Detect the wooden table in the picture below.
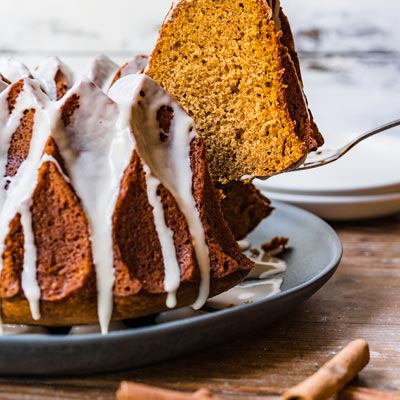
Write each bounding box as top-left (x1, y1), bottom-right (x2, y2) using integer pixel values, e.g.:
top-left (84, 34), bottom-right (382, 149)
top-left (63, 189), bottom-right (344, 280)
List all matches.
top-left (0, 214), bottom-right (398, 399)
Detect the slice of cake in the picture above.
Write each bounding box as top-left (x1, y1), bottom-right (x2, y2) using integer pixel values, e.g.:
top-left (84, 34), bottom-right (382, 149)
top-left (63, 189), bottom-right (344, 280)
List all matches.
top-left (147, 0), bottom-right (323, 182)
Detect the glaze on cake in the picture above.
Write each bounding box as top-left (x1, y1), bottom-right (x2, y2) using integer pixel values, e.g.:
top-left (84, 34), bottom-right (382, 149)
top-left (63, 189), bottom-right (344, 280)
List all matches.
top-left (0, 58), bottom-right (253, 333)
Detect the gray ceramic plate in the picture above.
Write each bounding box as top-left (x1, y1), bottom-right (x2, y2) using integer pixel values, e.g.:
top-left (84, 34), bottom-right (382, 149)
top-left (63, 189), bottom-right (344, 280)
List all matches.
top-left (0, 201), bottom-right (342, 375)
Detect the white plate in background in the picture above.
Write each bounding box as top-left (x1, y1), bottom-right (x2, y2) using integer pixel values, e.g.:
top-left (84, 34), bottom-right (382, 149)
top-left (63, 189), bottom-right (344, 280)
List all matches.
top-left (261, 191), bottom-right (400, 221)
top-left (255, 134), bottom-right (400, 196)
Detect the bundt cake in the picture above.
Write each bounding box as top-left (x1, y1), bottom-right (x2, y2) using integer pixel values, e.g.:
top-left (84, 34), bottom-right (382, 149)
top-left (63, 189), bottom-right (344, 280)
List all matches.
top-left (146, 0), bottom-right (324, 182)
top-left (0, 59), bottom-right (253, 333)
top-left (0, 0), bottom-right (323, 333)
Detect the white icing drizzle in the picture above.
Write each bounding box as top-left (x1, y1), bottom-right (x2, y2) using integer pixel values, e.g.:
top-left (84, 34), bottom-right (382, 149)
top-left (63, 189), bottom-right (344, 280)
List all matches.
top-left (0, 79), bottom-right (55, 321)
top-left (245, 244), bottom-right (288, 278)
top-left (207, 278), bottom-right (283, 309)
top-left (69, 321), bottom-right (126, 335)
top-left (238, 239), bottom-right (251, 251)
top-left (20, 199), bottom-right (40, 320)
top-left (33, 57), bottom-right (73, 101)
top-left (109, 74), bottom-right (182, 309)
top-left (127, 74), bottom-right (211, 310)
top-left (86, 55), bottom-right (119, 92)
top-left (39, 154), bottom-right (70, 183)
top-left (19, 155), bottom-right (70, 321)
top-left (143, 164), bottom-right (180, 308)
top-left (0, 57), bottom-right (31, 82)
top-left (114, 56), bottom-right (149, 84)
top-left (246, 256), bottom-right (287, 278)
top-left (54, 79), bottom-right (135, 334)
top-left (208, 241), bottom-right (287, 310)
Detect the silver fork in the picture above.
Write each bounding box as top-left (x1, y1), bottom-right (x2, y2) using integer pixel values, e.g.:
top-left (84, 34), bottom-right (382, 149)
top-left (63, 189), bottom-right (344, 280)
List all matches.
top-left (296, 118), bottom-right (400, 171)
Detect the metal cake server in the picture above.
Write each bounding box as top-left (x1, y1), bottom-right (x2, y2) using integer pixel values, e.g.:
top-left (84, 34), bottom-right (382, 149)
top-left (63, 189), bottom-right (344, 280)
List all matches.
top-left (296, 118), bottom-right (400, 171)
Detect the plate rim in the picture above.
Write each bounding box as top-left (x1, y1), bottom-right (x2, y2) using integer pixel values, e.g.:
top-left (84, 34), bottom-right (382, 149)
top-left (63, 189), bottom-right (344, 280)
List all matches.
top-left (255, 181), bottom-right (400, 197)
top-left (261, 191), bottom-right (400, 204)
top-left (263, 191), bottom-right (400, 221)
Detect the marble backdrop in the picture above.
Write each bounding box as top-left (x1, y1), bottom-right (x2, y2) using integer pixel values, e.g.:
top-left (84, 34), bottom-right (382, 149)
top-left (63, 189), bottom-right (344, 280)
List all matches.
top-left (1, 0), bottom-right (399, 144)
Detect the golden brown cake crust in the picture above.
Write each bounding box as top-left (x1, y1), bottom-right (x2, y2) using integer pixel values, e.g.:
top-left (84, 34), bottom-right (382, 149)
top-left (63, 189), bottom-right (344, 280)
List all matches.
top-left (278, 8), bottom-right (324, 147)
top-left (279, 44), bottom-right (316, 150)
top-left (0, 137), bottom-right (252, 325)
top-left (1, 270), bottom-right (249, 326)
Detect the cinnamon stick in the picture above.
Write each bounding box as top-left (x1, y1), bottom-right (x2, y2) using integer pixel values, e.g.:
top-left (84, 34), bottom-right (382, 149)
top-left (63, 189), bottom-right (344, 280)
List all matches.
top-left (116, 381), bottom-right (220, 400)
top-left (281, 339), bottom-right (370, 400)
top-left (115, 340), bottom-right (397, 400)
top-left (116, 381), bottom-right (400, 400)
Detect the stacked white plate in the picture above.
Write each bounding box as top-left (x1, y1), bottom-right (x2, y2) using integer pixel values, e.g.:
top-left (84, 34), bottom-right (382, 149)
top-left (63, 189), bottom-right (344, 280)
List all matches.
top-left (254, 134), bottom-right (400, 220)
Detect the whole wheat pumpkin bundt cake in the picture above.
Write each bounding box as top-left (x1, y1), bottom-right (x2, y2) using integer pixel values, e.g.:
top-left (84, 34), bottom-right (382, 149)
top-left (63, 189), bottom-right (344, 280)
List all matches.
top-left (0, 59), bottom-right (253, 333)
top-left (0, 0), bottom-right (322, 333)
top-left (147, 0), bottom-right (323, 182)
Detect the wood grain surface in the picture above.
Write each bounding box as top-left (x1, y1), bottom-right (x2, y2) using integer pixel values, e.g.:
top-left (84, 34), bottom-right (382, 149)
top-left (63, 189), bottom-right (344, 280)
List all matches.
top-left (0, 214), bottom-right (398, 399)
